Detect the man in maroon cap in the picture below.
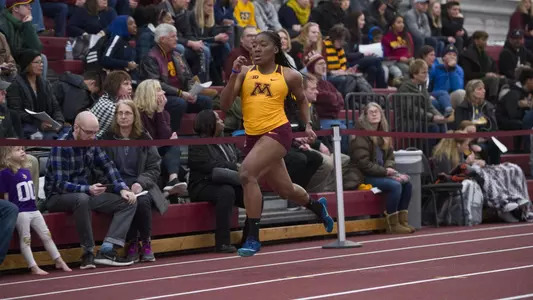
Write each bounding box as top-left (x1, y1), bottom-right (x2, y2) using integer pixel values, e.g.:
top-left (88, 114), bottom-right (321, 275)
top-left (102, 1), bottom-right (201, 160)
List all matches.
top-left (0, 0), bottom-right (43, 58)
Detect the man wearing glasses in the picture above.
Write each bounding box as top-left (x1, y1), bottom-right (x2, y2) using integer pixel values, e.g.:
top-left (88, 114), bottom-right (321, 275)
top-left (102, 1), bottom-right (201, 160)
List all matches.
top-left (44, 111), bottom-right (138, 269)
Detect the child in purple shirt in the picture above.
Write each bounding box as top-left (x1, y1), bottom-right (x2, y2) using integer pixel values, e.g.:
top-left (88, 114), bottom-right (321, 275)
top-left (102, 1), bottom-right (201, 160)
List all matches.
top-left (0, 146), bottom-right (71, 275)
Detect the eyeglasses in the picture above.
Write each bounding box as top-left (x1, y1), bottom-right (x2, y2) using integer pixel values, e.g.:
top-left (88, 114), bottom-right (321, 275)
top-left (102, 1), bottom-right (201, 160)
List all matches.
top-left (78, 126), bottom-right (98, 136)
top-left (117, 111), bottom-right (133, 117)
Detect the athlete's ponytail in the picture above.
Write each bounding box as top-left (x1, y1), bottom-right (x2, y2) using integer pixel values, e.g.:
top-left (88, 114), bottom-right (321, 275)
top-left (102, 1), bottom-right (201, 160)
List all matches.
top-left (258, 31), bottom-right (295, 69)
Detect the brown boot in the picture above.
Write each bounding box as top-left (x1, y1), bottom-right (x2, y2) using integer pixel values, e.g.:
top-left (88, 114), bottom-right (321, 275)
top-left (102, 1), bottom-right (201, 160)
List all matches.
top-left (384, 211), bottom-right (412, 234)
top-left (398, 210), bottom-right (416, 233)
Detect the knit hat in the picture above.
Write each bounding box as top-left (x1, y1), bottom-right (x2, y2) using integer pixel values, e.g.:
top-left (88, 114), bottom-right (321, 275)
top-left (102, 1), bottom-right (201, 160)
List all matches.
top-left (443, 44), bottom-right (458, 56)
top-left (16, 48), bottom-right (41, 72)
top-left (305, 53), bottom-right (326, 74)
top-left (5, 0), bottom-right (32, 10)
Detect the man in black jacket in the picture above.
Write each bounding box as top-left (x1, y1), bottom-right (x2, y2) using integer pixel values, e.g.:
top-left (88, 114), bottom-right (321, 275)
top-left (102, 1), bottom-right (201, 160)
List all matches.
top-left (53, 71), bottom-right (101, 125)
top-left (441, 1), bottom-right (465, 51)
top-left (309, 0), bottom-right (346, 36)
top-left (499, 29), bottom-right (533, 81)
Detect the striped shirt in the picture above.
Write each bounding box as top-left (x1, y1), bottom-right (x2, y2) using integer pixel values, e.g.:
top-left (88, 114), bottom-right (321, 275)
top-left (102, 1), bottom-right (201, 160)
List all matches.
top-left (323, 39), bottom-right (347, 71)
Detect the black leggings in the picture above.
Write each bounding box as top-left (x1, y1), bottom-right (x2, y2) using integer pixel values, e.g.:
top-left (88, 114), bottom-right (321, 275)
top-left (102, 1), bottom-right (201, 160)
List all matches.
top-left (126, 194), bottom-right (153, 242)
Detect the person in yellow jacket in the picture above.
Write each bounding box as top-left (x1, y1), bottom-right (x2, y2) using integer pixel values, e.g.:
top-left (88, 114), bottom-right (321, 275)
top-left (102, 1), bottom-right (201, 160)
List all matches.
top-left (233, 0), bottom-right (256, 27)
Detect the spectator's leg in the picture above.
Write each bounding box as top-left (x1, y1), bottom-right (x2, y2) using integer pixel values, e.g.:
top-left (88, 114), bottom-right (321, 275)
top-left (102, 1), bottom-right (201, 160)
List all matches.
top-left (47, 193), bottom-right (94, 254)
top-left (412, 34), bottom-right (423, 54)
top-left (306, 151), bottom-right (334, 193)
top-left (165, 96), bottom-right (188, 132)
top-left (126, 194), bottom-right (152, 242)
top-left (31, 212), bottom-right (61, 261)
top-left (159, 145), bottom-right (181, 181)
top-left (364, 176), bottom-right (402, 214)
top-left (396, 62), bottom-right (409, 77)
top-left (90, 193), bottom-right (137, 248)
top-left (431, 90), bottom-right (453, 116)
top-left (184, 47), bottom-right (201, 78)
top-left (41, 2), bottom-right (68, 37)
top-left (27, 154), bottom-right (39, 199)
top-left (175, 44), bottom-right (185, 55)
top-left (398, 182), bottom-right (412, 213)
top-left (0, 201), bottom-right (19, 265)
top-left (109, 0), bottom-right (130, 15)
top-left (357, 56), bottom-right (386, 88)
top-left (454, 36), bottom-right (464, 52)
top-left (31, 0), bottom-right (45, 32)
top-left (200, 45), bottom-right (211, 82)
top-left (15, 212), bottom-right (37, 268)
top-left (187, 94), bottom-right (213, 113)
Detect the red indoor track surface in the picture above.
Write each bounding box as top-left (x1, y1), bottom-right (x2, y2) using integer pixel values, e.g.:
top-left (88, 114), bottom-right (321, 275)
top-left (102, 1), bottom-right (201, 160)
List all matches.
top-left (2, 223), bottom-right (533, 300)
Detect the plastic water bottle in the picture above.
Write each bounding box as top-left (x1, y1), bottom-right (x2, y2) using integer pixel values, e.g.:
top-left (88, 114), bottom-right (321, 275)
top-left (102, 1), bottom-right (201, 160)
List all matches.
top-left (65, 41), bottom-right (73, 60)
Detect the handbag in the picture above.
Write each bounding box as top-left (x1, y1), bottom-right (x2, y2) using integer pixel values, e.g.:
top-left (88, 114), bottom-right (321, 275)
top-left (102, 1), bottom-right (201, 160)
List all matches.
top-left (211, 167), bottom-right (241, 186)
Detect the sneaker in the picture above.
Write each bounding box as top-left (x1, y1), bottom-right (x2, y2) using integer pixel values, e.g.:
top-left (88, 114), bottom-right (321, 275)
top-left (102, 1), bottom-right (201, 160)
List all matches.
top-left (237, 237), bottom-right (261, 257)
top-left (498, 211), bottom-right (520, 223)
top-left (94, 249), bottom-right (134, 267)
top-left (216, 244), bottom-right (237, 253)
top-left (126, 241), bottom-right (140, 263)
top-left (318, 197), bottom-right (334, 233)
top-left (164, 178), bottom-right (187, 195)
top-left (503, 202), bottom-right (519, 212)
top-left (80, 252), bottom-right (96, 270)
top-left (140, 241), bottom-right (156, 262)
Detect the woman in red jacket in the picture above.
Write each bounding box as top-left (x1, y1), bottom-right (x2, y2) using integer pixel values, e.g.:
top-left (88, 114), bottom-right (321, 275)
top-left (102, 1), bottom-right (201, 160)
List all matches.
top-left (381, 15), bottom-right (414, 86)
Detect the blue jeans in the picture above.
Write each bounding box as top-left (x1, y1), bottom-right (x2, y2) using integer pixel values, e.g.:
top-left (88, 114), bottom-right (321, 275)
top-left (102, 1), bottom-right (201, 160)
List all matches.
top-left (431, 90), bottom-right (452, 115)
top-left (159, 145), bottom-right (181, 175)
top-left (31, 0), bottom-right (45, 32)
top-left (355, 56), bottom-right (387, 88)
top-left (165, 94), bottom-right (213, 132)
top-left (41, 2), bottom-right (70, 37)
top-left (184, 46), bottom-right (211, 82)
top-left (320, 119), bottom-right (349, 154)
top-left (364, 176), bottom-right (412, 214)
top-left (108, 0), bottom-right (130, 15)
top-left (0, 201), bottom-right (18, 265)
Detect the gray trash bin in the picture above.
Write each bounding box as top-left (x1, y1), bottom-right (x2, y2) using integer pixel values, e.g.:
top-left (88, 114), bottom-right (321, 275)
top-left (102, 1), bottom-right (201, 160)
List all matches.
top-left (394, 150), bottom-right (423, 229)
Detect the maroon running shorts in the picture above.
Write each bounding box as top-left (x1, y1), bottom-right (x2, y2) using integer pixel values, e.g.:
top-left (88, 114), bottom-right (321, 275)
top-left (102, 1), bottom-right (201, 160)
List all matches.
top-left (243, 122), bottom-right (293, 155)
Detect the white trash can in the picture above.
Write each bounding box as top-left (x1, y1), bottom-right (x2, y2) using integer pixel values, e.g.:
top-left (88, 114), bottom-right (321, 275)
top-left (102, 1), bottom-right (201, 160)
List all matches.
top-left (394, 149), bottom-right (424, 229)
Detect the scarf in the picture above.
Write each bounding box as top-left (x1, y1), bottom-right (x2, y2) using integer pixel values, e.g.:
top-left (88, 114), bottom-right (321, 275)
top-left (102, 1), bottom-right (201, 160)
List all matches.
top-left (286, 0), bottom-right (310, 25)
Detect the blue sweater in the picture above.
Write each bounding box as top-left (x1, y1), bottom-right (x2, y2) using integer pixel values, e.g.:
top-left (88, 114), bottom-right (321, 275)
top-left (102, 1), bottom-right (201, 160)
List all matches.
top-left (429, 61), bottom-right (464, 93)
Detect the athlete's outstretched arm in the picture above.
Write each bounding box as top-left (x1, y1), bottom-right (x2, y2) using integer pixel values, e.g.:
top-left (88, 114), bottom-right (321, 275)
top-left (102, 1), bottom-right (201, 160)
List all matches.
top-left (284, 69), bottom-right (316, 142)
top-left (220, 56), bottom-right (249, 112)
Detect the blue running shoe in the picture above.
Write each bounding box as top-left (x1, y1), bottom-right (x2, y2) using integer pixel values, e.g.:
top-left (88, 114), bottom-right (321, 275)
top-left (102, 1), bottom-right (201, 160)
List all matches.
top-left (237, 237), bottom-right (261, 257)
top-left (318, 197), bottom-right (334, 233)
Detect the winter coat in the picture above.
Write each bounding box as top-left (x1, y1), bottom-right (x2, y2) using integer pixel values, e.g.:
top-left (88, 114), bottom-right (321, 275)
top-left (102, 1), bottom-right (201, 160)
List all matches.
top-left (455, 99), bottom-right (498, 132)
top-left (498, 42), bottom-right (533, 80)
top-left (496, 83), bottom-right (530, 126)
top-left (398, 79), bottom-right (442, 123)
top-left (309, 1), bottom-right (345, 36)
top-left (0, 10), bottom-right (42, 55)
top-left (315, 78), bottom-right (344, 119)
top-left (429, 61), bottom-right (465, 93)
top-left (459, 43), bottom-right (497, 82)
top-left (53, 72), bottom-right (96, 124)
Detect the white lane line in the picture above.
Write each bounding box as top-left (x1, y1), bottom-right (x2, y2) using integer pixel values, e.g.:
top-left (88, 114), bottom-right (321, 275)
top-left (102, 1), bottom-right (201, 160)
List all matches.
top-left (2, 223), bottom-right (531, 287)
top-left (4, 232), bottom-right (533, 299)
top-left (294, 264), bottom-right (533, 300)
top-left (137, 247), bottom-right (533, 300)
top-left (497, 293), bottom-right (533, 300)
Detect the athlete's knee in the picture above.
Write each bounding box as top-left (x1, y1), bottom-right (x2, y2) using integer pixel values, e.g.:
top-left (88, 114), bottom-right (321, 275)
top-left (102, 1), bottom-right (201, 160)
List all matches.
top-left (239, 166), bottom-right (258, 186)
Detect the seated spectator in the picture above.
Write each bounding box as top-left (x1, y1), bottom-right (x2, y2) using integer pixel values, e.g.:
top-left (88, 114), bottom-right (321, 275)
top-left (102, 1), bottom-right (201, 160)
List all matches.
top-left (188, 109), bottom-right (245, 253)
top-left (67, 0), bottom-right (117, 37)
top-left (509, 0), bottom-right (533, 49)
top-left (404, 0), bottom-right (442, 55)
top-left (134, 79), bottom-right (187, 195)
top-left (0, 32), bottom-right (17, 82)
top-left (233, 0), bottom-right (256, 27)
top-left (6, 49), bottom-right (64, 140)
top-left (427, 0), bottom-right (456, 54)
top-left (278, 0), bottom-right (310, 38)
top-left (100, 100), bottom-right (164, 263)
top-left (139, 24), bottom-right (212, 132)
top-left (289, 22), bottom-right (322, 70)
top-left (344, 11), bottom-right (387, 88)
top-left (53, 71), bottom-right (101, 125)
top-left (44, 111), bottom-right (137, 269)
top-left (499, 29), bottom-right (533, 81)
top-left (0, 0), bottom-right (43, 56)
top-left (349, 102), bottom-right (414, 234)
top-left (382, 15), bottom-right (414, 86)
top-left (224, 25), bottom-right (255, 81)
top-left (90, 70), bottom-right (132, 138)
top-left (277, 29), bottom-right (296, 69)
top-left (0, 200), bottom-right (18, 266)
top-left (455, 79), bottom-right (500, 164)
top-left (100, 16), bottom-right (138, 76)
top-left (460, 31), bottom-right (504, 104)
top-left (254, 0), bottom-right (281, 32)
top-left (429, 44), bottom-right (465, 115)
top-left (366, 0), bottom-right (388, 33)
top-left (310, 0), bottom-right (346, 36)
top-left (214, 0), bottom-right (235, 26)
top-left (441, 1), bottom-right (465, 51)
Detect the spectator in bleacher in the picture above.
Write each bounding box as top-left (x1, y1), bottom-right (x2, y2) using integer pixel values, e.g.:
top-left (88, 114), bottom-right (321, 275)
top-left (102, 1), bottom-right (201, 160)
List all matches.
top-left (404, 0), bottom-right (441, 56)
top-left (459, 31), bottom-right (503, 104)
top-left (53, 71), bottom-right (101, 125)
top-left (382, 15), bottom-right (414, 87)
top-left (6, 49), bottom-right (64, 140)
top-left (233, 0), bottom-right (255, 27)
top-left (214, 0), bottom-right (235, 26)
top-left (139, 24), bottom-right (212, 132)
top-left (100, 100), bottom-right (163, 263)
top-left (278, 0), bottom-right (310, 38)
top-left (344, 11), bottom-right (387, 88)
top-left (224, 25), bottom-right (255, 80)
top-left (0, 0), bottom-right (43, 56)
top-left (188, 109), bottom-right (245, 253)
top-left (509, 0), bottom-right (533, 50)
top-left (192, 0), bottom-right (231, 85)
top-left (289, 22), bottom-right (322, 71)
top-left (309, 0), bottom-right (346, 36)
top-left (158, 0), bottom-right (211, 82)
top-left (277, 29), bottom-right (296, 69)
top-left (366, 0), bottom-right (388, 33)
top-left (427, 0), bottom-right (456, 52)
top-left (455, 79), bottom-right (500, 164)
top-left (100, 16), bottom-right (138, 76)
top-left (497, 68), bottom-right (533, 151)
top-left (349, 102), bottom-right (414, 234)
top-left (134, 5), bottom-right (160, 61)
top-left (91, 70), bottom-right (132, 138)
top-left (0, 32), bottom-right (16, 81)
top-left (67, 0), bottom-right (117, 37)
top-left (441, 1), bottom-right (465, 52)
top-left (254, 0), bottom-right (281, 32)
top-left (44, 110), bottom-right (137, 269)
top-left (499, 29), bottom-right (533, 81)
top-left (134, 79), bottom-right (188, 195)
top-left (429, 44), bottom-right (464, 116)
top-left (0, 198), bottom-right (18, 266)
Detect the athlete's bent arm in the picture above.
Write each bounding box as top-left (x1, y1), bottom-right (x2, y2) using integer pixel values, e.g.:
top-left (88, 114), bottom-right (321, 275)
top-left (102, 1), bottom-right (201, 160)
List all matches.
top-left (285, 69), bottom-right (316, 141)
top-left (220, 56), bottom-right (249, 112)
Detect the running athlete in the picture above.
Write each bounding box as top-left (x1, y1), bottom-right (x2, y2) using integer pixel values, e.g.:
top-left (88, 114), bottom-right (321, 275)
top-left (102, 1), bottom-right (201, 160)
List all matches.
top-left (220, 31), bottom-right (334, 257)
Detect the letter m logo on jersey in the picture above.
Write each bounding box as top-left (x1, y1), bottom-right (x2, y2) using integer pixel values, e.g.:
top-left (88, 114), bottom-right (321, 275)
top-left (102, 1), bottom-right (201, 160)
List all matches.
top-left (251, 83), bottom-right (273, 97)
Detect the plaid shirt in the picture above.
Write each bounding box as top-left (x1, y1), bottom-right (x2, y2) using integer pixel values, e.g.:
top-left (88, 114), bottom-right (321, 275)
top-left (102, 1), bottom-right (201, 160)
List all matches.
top-left (44, 130), bottom-right (129, 198)
top-left (90, 93), bottom-right (116, 139)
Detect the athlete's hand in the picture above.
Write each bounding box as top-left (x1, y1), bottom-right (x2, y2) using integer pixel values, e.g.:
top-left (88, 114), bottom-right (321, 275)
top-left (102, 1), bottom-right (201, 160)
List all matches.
top-left (232, 56), bottom-right (247, 73)
top-left (305, 124), bottom-right (316, 143)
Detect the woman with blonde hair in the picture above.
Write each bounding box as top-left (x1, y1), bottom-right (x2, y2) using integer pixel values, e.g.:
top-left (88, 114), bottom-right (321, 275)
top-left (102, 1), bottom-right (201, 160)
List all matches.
top-left (134, 80), bottom-right (187, 196)
top-left (349, 102), bottom-right (414, 234)
top-left (509, 0), bottom-right (533, 48)
top-left (277, 29), bottom-right (296, 69)
top-left (289, 22), bottom-right (323, 70)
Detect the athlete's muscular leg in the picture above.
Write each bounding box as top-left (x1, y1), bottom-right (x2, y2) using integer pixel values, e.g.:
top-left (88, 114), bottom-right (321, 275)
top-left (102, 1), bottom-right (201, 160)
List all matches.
top-left (265, 159), bottom-right (309, 205)
top-left (239, 136), bottom-right (287, 218)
